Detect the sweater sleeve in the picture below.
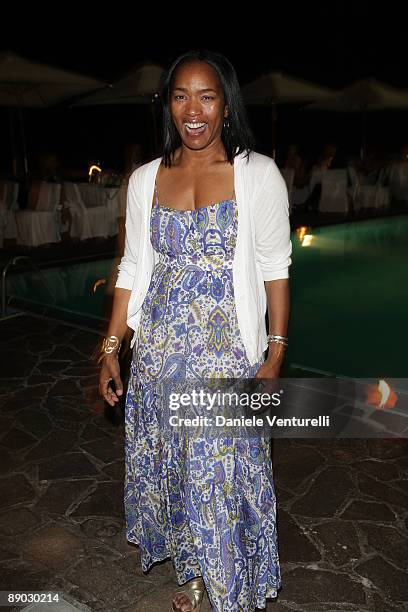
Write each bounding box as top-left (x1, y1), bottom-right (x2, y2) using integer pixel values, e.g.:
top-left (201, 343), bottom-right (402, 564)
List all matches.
top-left (253, 158), bottom-right (292, 281)
top-left (115, 170), bottom-right (143, 289)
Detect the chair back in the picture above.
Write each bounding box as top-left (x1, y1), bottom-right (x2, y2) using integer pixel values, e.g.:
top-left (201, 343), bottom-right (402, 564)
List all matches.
top-left (320, 169), bottom-right (348, 213)
top-left (62, 181), bottom-right (86, 209)
top-left (78, 184), bottom-right (107, 208)
top-left (388, 162), bottom-right (408, 201)
top-left (309, 167), bottom-right (326, 191)
top-left (36, 182), bottom-right (62, 211)
top-left (0, 180), bottom-right (19, 211)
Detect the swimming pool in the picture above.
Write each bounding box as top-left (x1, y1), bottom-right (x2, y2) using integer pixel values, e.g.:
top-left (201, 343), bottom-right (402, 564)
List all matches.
top-left (5, 256), bottom-right (118, 331)
top-left (4, 214), bottom-right (408, 377)
top-left (286, 213), bottom-right (408, 377)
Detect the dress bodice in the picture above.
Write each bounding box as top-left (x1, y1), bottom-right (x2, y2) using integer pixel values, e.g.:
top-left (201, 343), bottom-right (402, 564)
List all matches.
top-left (150, 183), bottom-right (238, 268)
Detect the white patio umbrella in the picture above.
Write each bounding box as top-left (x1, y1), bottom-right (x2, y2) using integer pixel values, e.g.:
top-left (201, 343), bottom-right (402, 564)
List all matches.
top-left (303, 78), bottom-right (408, 159)
top-left (71, 62), bottom-right (164, 106)
top-left (0, 51), bottom-right (108, 175)
top-left (241, 71), bottom-right (333, 158)
top-left (70, 62), bottom-right (165, 155)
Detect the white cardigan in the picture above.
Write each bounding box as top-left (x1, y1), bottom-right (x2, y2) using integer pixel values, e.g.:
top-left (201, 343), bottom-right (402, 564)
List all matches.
top-left (115, 148), bottom-right (292, 366)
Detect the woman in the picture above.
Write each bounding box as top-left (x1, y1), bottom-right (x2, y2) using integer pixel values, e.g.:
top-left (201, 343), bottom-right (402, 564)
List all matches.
top-left (99, 49), bottom-right (291, 612)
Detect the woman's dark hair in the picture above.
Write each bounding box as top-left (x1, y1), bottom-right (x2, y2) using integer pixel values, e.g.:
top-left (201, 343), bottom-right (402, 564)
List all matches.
top-left (159, 49), bottom-right (255, 167)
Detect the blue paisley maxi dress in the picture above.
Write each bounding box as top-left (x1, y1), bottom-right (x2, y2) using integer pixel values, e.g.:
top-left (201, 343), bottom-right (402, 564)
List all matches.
top-left (124, 179), bottom-right (282, 611)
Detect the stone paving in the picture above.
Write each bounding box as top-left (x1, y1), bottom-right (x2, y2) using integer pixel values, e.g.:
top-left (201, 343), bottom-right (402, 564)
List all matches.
top-left (1, 312), bottom-right (408, 611)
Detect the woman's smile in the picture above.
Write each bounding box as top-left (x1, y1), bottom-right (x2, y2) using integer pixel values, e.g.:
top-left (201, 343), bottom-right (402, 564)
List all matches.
top-left (184, 121), bottom-right (208, 137)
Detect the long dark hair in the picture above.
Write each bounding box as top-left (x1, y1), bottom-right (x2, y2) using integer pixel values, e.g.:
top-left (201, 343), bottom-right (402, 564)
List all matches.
top-left (159, 49), bottom-right (255, 167)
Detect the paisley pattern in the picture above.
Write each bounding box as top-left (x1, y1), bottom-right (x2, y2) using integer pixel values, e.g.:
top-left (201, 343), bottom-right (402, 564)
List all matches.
top-left (124, 186), bottom-right (282, 610)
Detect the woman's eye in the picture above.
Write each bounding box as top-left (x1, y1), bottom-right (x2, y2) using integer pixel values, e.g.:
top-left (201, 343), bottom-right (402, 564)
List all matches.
top-left (174, 95), bottom-right (213, 101)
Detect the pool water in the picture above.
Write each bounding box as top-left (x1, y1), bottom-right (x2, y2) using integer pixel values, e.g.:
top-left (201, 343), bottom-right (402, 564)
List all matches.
top-left (6, 257), bottom-right (118, 329)
top-left (286, 214), bottom-right (408, 377)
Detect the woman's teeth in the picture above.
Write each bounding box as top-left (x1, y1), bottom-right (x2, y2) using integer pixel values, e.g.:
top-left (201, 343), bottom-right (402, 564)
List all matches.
top-left (184, 122), bottom-right (207, 135)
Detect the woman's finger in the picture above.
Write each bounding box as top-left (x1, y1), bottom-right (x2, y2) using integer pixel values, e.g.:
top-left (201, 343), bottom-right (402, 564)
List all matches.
top-left (99, 376), bottom-right (118, 405)
top-left (112, 374), bottom-right (123, 397)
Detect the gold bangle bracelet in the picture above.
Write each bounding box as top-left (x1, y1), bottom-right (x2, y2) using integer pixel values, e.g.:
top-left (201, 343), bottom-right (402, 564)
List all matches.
top-left (102, 335), bottom-right (121, 353)
top-left (97, 335), bottom-right (122, 364)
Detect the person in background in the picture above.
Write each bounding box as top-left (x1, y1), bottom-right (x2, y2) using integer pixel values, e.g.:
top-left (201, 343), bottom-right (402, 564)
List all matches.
top-left (386, 143), bottom-right (408, 204)
top-left (19, 152), bottom-right (58, 211)
top-left (299, 143), bottom-right (346, 212)
top-left (34, 151), bottom-right (62, 182)
top-left (360, 146), bottom-right (387, 185)
top-left (22, 152), bottom-right (63, 212)
top-left (315, 143), bottom-right (337, 170)
top-left (283, 144), bottom-right (306, 187)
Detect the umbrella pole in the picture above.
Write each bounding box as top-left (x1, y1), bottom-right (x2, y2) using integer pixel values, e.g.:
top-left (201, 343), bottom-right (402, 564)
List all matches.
top-left (8, 109), bottom-right (18, 177)
top-left (360, 111), bottom-right (367, 161)
top-left (18, 107), bottom-right (29, 176)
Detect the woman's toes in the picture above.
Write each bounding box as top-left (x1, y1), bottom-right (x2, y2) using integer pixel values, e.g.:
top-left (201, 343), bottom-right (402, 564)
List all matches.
top-left (173, 593), bottom-right (193, 612)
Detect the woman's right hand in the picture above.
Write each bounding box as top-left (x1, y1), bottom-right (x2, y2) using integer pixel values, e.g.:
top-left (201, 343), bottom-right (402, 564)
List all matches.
top-left (99, 354), bottom-right (124, 406)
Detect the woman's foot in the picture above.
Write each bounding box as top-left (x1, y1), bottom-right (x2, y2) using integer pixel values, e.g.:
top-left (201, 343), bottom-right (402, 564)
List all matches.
top-left (172, 576), bottom-right (205, 612)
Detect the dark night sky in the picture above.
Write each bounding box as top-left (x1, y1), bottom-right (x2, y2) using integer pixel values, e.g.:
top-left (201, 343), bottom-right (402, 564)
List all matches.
top-left (1, 4), bottom-right (406, 172)
top-left (2, 3), bottom-right (405, 87)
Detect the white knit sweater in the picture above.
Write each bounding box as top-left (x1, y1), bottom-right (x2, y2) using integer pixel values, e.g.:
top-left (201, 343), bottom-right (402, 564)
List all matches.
top-left (115, 148), bottom-right (292, 365)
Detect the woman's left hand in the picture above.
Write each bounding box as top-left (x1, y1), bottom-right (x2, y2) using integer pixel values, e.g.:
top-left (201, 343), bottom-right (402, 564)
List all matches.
top-left (255, 359), bottom-right (281, 379)
top-left (254, 358), bottom-right (282, 397)
top-left (255, 343), bottom-right (286, 379)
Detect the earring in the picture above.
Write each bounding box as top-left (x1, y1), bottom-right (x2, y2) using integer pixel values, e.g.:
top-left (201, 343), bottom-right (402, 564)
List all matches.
top-left (223, 118), bottom-right (230, 130)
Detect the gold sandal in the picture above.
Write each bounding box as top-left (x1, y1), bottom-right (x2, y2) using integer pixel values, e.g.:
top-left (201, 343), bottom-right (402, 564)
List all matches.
top-left (171, 576), bottom-right (205, 612)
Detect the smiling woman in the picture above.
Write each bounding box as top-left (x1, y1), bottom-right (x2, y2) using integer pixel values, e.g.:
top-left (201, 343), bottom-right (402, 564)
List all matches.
top-left (160, 50), bottom-right (255, 171)
top-left (99, 48), bottom-right (291, 612)
top-left (171, 77), bottom-right (224, 144)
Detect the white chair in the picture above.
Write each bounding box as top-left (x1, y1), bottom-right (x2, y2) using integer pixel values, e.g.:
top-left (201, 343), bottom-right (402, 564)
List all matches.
top-left (76, 184), bottom-right (112, 238)
top-left (374, 184), bottom-right (391, 210)
top-left (350, 167), bottom-right (390, 212)
top-left (388, 162), bottom-right (408, 203)
top-left (280, 167), bottom-right (295, 212)
top-left (346, 166), bottom-right (360, 210)
top-left (15, 181), bottom-right (62, 247)
top-left (371, 167), bottom-right (390, 210)
top-left (320, 169), bottom-right (349, 213)
top-left (309, 167), bottom-right (327, 191)
top-left (292, 185), bottom-right (311, 207)
top-left (0, 180), bottom-right (19, 245)
top-left (61, 182), bottom-right (94, 240)
top-left (105, 187), bottom-right (120, 236)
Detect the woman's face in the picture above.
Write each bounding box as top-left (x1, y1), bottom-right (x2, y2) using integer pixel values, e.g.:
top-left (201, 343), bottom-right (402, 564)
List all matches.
top-left (169, 60), bottom-right (228, 151)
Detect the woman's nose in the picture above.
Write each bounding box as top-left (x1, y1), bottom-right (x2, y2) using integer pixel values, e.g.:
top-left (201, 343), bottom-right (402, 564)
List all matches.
top-left (185, 97), bottom-right (201, 116)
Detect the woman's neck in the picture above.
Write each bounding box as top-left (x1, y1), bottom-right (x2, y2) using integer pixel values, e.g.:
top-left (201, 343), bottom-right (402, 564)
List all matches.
top-left (171, 143), bottom-right (228, 168)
